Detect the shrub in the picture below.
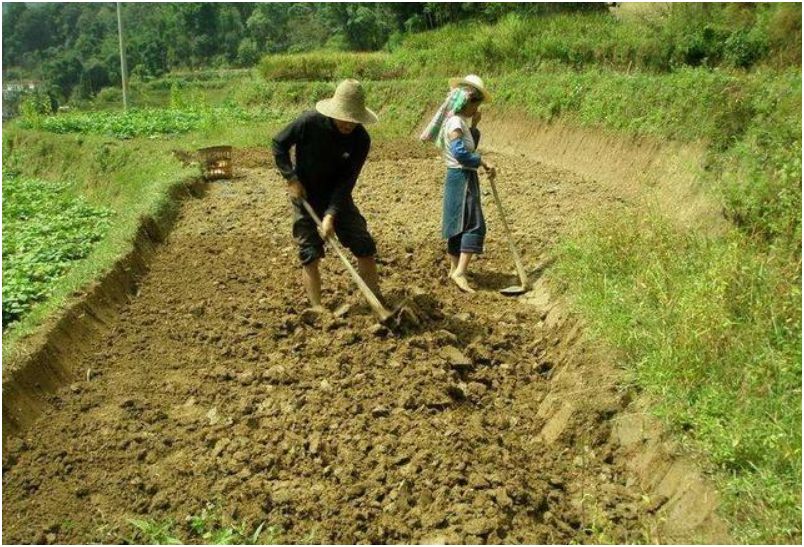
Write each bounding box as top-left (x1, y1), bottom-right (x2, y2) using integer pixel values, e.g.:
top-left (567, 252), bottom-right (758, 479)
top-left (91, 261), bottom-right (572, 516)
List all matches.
top-left (95, 86), bottom-right (123, 104)
top-left (19, 92), bottom-right (54, 126)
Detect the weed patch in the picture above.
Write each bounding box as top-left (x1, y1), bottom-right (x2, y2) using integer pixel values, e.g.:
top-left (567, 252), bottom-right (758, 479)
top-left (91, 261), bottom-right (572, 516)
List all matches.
top-left (126, 503), bottom-right (280, 545)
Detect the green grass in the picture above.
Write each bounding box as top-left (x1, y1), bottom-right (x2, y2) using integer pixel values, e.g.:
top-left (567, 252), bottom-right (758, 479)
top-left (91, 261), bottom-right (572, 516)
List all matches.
top-left (186, 502), bottom-right (280, 545)
top-left (259, 51), bottom-right (401, 81)
top-left (128, 519), bottom-right (182, 545)
top-left (389, 5), bottom-right (799, 75)
top-left (127, 502), bottom-right (280, 545)
top-left (555, 210), bottom-right (801, 543)
top-left (253, 5), bottom-right (801, 82)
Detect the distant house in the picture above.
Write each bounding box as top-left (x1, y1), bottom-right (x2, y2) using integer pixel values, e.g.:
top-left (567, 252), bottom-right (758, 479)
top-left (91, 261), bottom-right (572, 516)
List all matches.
top-left (2, 79), bottom-right (42, 120)
top-left (4, 80), bottom-right (39, 93)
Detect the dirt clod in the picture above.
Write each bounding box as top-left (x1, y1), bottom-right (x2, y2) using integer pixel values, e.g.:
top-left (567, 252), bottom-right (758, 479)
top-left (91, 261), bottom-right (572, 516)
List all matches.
top-left (440, 346), bottom-right (472, 369)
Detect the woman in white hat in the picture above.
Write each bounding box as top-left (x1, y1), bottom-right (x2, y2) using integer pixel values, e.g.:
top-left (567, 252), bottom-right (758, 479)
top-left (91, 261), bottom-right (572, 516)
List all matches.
top-left (272, 79), bottom-right (382, 309)
top-left (421, 74), bottom-right (496, 293)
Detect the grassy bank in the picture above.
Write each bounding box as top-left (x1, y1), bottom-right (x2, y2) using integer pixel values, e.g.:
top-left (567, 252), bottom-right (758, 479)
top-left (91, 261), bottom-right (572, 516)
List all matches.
top-left (556, 211), bottom-right (800, 543)
top-left (255, 4), bottom-right (800, 82)
top-left (489, 65), bottom-right (801, 543)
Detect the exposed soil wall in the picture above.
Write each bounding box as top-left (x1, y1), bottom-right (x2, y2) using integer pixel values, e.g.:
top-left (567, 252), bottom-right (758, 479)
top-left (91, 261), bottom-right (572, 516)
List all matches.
top-left (481, 110), bottom-right (729, 236)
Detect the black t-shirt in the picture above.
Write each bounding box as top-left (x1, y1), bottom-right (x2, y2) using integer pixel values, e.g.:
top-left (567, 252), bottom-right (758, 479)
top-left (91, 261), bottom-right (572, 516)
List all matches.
top-left (272, 110), bottom-right (371, 217)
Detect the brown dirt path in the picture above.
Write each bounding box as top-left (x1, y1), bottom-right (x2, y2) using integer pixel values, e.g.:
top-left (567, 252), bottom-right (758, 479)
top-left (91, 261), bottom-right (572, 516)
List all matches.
top-left (3, 142), bottom-right (660, 544)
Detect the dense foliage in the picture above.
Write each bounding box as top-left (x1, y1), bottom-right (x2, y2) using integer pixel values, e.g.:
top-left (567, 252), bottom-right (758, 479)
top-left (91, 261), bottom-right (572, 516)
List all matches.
top-left (259, 4), bottom-right (801, 81)
top-left (3, 175), bottom-right (113, 327)
top-left (2, 2), bottom-right (600, 103)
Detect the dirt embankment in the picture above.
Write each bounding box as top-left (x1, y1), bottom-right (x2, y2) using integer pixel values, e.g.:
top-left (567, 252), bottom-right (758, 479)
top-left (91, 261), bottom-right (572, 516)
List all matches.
top-left (480, 110), bottom-right (728, 236)
top-left (3, 140), bottom-right (730, 544)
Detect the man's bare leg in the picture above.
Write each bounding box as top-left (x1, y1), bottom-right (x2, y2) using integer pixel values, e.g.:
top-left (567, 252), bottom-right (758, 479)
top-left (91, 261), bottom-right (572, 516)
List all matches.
top-left (356, 256), bottom-right (382, 299)
top-left (302, 259), bottom-right (324, 309)
top-left (449, 252), bottom-right (475, 294)
top-left (448, 254), bottom-right (460, 276)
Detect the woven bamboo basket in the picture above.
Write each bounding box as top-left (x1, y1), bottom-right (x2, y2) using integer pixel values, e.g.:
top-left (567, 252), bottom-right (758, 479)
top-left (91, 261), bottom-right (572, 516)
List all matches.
top-left (199, 145), bottom-right (233, 180)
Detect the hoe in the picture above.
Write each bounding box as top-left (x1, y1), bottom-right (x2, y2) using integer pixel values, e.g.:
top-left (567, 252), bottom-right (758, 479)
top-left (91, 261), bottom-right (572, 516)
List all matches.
top-left (487, 173), bottom-right (531, 296)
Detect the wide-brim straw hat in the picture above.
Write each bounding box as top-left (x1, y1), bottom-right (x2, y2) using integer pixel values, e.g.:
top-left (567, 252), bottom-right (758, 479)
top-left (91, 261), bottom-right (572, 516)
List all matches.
top-left (449, 74), bottom-right (493, 103)
top-left (316, 79), bottom-right (378, 125)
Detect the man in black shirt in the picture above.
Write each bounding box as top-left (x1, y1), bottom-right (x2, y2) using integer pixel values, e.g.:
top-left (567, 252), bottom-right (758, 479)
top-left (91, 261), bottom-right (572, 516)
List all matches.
top-left (272, 79), bottom-right (381, 310)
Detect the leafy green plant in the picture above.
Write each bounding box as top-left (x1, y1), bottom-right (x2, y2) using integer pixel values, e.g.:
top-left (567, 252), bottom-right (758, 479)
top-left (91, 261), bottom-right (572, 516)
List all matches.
top-left (187, 502), bottom-right (280, 545)
top-left (3, 175), bottom-right (113, 327)
top-left (19, 105), bottom-right (283, 139)
top-left (169, 82), bottom-right (188, 110)
top-left (19, 92), bottom-right (54, 126)
top-left (128, 519), bottom-right (182, 545)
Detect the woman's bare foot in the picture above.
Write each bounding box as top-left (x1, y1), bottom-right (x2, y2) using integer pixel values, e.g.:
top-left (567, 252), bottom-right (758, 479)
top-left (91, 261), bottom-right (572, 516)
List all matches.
top-left (449, 272), bottom-right (476, 294)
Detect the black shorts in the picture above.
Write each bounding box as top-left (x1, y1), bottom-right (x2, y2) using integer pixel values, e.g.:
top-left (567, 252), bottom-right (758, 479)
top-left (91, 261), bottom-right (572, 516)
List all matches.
top-left (292, 200), bottom-right (377, 265)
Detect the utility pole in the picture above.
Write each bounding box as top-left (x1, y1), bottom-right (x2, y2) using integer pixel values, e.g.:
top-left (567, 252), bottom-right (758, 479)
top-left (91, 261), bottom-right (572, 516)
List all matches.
top-left (117, 2), bottom-right (129, 110)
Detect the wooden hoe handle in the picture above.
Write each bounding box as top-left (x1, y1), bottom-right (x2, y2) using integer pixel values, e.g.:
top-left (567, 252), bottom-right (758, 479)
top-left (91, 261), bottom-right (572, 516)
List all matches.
top-left (487, 176), bottom-right (530, 288)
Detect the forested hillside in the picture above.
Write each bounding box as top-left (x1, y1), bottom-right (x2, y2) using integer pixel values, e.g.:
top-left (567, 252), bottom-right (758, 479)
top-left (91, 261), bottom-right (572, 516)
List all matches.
top-left (4, 2), bottom-right (800, 105)
top-left (2, 2), bottom-right (602, 102)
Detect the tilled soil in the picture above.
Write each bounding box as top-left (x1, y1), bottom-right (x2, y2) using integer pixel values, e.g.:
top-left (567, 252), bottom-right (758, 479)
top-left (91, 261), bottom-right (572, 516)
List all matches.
top-left (3, 142), bottom-right (651, 544)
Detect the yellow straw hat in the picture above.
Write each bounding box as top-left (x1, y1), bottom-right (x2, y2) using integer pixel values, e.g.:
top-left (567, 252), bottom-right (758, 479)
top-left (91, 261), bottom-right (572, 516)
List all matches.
top-left (448, 74), bottom-right (493, 103)
top-left (315, 79), bottom-right (379, 125)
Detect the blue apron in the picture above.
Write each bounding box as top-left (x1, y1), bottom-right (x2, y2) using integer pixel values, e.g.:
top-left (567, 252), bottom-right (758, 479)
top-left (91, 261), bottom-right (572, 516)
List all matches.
top-left (442, 168), bottom-right (486, 252)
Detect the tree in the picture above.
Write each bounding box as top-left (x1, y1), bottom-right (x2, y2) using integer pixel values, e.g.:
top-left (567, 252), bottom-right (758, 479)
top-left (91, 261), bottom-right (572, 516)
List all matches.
top-left (83, 62), bottom-right (111, 94)
top-left (41, 54), bottom-right (84, 100)
top-left (247, 3), bottom-right (291, 52)
top-left (285, 3), bottom-right (328, 52)
top-left (237, 38), bottom-right (260, 66)
top-left (218, 4), bottom-right (245, 63)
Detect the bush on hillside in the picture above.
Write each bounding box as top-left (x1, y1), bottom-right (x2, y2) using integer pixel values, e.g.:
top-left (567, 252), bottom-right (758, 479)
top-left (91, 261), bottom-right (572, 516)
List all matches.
top-left (258, 52), bottom-right (403, 81)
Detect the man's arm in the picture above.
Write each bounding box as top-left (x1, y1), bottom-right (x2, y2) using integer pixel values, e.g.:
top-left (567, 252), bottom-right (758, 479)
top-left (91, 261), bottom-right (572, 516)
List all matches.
top-left (272, 116), bottom-right (305, 182)
top-left (325, 135), bottom-right (371, 218)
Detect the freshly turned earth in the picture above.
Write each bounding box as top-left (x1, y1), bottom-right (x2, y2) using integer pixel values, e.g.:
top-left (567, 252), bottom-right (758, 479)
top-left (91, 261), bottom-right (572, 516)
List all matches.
top-left (3, 141), bottom-right (653, 544)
